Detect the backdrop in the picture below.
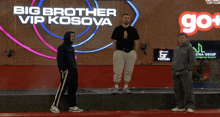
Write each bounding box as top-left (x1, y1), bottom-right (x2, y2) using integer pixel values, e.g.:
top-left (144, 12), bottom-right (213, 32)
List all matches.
top-left (0, 0), bottom-right (219, 89)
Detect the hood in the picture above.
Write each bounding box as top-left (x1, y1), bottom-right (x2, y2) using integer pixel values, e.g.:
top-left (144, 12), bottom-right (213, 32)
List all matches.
top-left (63, 31), bottom-right (74, 45)
top-left (180, 41), bottom-right (190, 47)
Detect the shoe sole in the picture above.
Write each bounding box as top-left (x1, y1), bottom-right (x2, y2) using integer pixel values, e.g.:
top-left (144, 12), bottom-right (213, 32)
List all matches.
top-left (172, 109), bottom-right (185, 112)
top-left (123, 91), bottom-right (132, 94)
top-left (69, 110), bottom-right (83, 112)
top-left (111, 91), bottom-right (118, 94)
top-left (187, 110), bottom-right (194, 113)
top-left (50, 108), bottom-right (60, 113)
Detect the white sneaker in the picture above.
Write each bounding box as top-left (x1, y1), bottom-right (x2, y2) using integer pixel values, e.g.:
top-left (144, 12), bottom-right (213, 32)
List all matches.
top-left (187, 108), bottom-right (194, 113)
top-left (69, 106), bottom-right (83, 112)
top-left (112, 88), bottom-right (118, 94)
top-left (123, 88), bottom-right (131, 93)
top-left (50, 106), bottom-right (60, 113)
top-left (172, 107), bottom-right (185, 112)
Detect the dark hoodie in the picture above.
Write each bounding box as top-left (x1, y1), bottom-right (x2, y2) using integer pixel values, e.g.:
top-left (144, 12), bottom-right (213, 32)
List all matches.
top-left (57, 31), bottom-right (77, 72)
top-left (172, 41), bottom-right (196, 72)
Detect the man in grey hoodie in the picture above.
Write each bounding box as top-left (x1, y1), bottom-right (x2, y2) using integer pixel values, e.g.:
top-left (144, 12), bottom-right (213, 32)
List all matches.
top-left (171, 33), bottom-right (196, 113)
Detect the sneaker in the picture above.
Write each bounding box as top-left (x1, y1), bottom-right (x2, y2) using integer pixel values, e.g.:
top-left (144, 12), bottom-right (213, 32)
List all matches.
top-left (50, 106), bottom-right (60, 113)
top-left (172, 107), bottom-right (185, 112)
top-left (123, 88), bottom-right (131, 93)
top-left (112, 88), bottom-right (118, 94)
top-left (69, 106), bottom-right (83, 112)
top-left (187, 108), bottom-right (194, 113)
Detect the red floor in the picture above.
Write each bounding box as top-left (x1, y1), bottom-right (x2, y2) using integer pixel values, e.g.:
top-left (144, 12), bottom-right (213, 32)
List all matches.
top-left (0, 109), bottom-right (220, 117)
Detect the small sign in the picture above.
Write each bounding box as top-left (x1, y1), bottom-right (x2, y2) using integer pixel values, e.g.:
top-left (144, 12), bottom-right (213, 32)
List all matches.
top-left (154, 49), bottom-right (173, 62)
top-left (190, 41), bottom-right (220, 59)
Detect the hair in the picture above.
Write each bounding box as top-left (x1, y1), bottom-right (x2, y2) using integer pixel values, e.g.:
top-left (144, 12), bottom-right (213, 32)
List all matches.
top-left (70, 32), bottom-right (75, 37)
top-left (71, 32), bottom-right (75, 35)
top-left (122, 13), bottom-right (129, 17)
top-left (179, 33), bottom-right (188, 37)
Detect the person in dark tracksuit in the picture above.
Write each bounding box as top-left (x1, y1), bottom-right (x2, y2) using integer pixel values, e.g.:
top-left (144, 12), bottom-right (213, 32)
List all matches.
top-left (171, 33), bottom-right (196, 113)
top-left (50, 31), bottom-right (83, 113)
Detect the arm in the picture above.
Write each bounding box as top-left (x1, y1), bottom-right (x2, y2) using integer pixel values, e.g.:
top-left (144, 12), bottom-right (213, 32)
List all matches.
top-left (111, 28), bottom-right (118, 50)
top-left (187, 47), bottom-right (196, 71)
top-left (133, 28), bottom-right (140, 52)
top-left (134, 40), bottom-right (138, 51)
top-left (112, 39), bottom-right (117, 50)
top-left (57, 46), bottom-right (67, 71)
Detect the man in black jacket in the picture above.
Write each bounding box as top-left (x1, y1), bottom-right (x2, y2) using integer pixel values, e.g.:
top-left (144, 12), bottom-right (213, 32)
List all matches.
top-left (171, 33), bottom-right (196, 113)
top-left (50, 31), bottom-right (83, 113)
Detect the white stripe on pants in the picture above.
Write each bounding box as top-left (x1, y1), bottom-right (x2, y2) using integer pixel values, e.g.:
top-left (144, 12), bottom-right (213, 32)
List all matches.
top-left (113, 50), bottom-right (137, 82)
top-left (52, 70), bottom-right (68, 107)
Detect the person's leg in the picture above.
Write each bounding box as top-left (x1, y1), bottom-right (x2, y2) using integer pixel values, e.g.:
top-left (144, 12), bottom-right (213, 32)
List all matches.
top-left (181, 71), bottom-right (194, 110)
top-left (124, 50), bottom-right (137, 88)
top-left (51, 70), bottom-right (69, 113)
top-left (173, 73), bottom-right (185, 109)
top-left (68, 69), bottom-right (83, 112)
top-left (68, 70), bottom-right (78, 107)
top-left (113, 50), bottom-right (124, 88)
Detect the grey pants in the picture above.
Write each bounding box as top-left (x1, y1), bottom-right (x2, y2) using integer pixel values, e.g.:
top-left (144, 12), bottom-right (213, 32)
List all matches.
top-left (113, 50), bottom-right (137, 82)
top-left (172, 71), bottom-right (195, 109)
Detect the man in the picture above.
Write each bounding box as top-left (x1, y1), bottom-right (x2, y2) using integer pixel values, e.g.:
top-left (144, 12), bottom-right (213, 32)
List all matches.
top-left (50, 31), bottom-right (83, 113)
top-left (111, 13), bottom-right (140, 94)
top-left (171, 33), bottom-right (196, 113)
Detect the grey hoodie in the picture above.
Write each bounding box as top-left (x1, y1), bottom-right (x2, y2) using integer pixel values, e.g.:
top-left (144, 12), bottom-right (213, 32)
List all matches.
top-left (172, 41), bottom-right (196, 72)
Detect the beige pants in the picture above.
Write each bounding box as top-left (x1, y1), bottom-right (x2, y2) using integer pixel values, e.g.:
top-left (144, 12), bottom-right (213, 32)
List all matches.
top-left (113, 50), bottom-right (137, 82)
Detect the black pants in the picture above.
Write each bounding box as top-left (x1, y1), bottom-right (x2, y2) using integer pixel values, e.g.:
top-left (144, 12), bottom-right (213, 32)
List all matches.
top-left (52, 69), bottom-right (78, 107)
top-left (172, 71), bottom-right (194, 109)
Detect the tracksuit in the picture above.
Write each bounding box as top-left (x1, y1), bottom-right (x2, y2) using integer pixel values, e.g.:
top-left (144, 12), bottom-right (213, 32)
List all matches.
top-left (52, 31), bottom-right (78, 108)
top-left (172, 41), bottom-right (196, 109)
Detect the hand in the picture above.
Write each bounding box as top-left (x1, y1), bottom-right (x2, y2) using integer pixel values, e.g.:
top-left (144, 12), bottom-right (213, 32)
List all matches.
top-left (61, 69), bottom-right (68, 73)
top-left (64, 69), bottom-right (68, 73)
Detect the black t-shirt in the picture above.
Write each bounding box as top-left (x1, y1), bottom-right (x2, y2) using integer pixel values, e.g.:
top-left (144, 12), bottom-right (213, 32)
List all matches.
top-left (111, 25), bottom-right (140, 51)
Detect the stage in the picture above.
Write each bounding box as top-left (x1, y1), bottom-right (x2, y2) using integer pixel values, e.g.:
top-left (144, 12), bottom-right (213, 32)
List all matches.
top-left (0, 88), bottom-right (219, 113)
top-left (0, 109), bottom-right (220, 117)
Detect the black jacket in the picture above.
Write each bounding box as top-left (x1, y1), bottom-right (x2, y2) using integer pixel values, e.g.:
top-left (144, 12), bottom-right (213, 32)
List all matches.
top-left (57, 31), bottom-right (77, 72)
top-left (172, 41), bottom-right (196, 72)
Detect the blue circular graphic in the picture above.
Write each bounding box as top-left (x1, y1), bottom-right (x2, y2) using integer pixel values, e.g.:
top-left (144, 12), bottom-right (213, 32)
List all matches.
top-left (38, 0), bottom-right (92, 39)
top-left (36, 0), bottom-right (139, 53)
top-left (38, 0), bottom-right (101, 48)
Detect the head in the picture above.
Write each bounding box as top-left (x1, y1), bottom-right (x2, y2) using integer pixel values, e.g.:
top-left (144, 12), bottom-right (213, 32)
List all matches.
top-left (178, 33), bottom-right (188, 45)
top-left (63, 31), bottom-right (75, 45)
top-left (122, 13), bottom-right (131, 25)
